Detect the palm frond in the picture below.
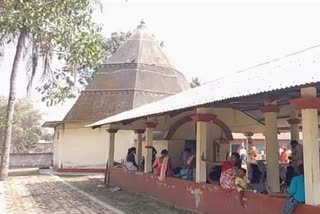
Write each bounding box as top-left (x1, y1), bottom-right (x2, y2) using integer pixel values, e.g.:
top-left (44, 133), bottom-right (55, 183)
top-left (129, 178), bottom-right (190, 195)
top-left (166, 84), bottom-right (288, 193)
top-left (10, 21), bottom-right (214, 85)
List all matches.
top-left (26, 40), bottom-right (39, 96)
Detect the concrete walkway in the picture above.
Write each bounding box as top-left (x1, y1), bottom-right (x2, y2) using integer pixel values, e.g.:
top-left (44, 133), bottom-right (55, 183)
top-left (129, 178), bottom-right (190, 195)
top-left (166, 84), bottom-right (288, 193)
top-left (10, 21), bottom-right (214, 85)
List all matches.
top-left (2, 171), bottom-right (195, 214)
top-left (3, 174), bottom-right (122, 214)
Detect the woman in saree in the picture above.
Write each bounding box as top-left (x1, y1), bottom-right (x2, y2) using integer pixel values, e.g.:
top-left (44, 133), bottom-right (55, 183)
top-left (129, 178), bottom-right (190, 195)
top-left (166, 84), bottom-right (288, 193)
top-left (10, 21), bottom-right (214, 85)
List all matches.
top-left (220, 152), bottom-right (241, 191)
top-left (153, 149), bottom-right (172, 181)
top-left (125, 147), bottom-right (138, 171)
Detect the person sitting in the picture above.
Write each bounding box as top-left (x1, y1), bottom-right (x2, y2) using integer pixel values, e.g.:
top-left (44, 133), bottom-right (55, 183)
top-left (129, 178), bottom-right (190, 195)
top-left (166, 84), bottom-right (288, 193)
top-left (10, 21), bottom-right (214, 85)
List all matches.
top-left (235, 168), bottom-right (249, 207)
top-left (125, 147), bottom-right (138, 171)
top-left (176, 148), bottom-right (196, 181)
top-left (208, 166), bottom-right (222, 184)
top-left (269, 164), bottom-right (305, 214)
top-left (220, 152), bottom-right (241, 191)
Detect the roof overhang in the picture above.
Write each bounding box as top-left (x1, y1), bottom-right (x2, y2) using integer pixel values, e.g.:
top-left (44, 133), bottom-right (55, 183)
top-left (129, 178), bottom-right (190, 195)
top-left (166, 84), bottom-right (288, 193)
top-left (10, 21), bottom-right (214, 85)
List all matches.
top-left (88, 45), bottom-right (320, 129)
top-left (42, 121), bottom-right (64, 128)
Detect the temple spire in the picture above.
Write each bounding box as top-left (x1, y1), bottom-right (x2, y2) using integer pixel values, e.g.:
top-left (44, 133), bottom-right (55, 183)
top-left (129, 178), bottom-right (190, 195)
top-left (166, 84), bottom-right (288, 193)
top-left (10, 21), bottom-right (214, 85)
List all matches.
top-left (137, 19), bottom-right (146, 29)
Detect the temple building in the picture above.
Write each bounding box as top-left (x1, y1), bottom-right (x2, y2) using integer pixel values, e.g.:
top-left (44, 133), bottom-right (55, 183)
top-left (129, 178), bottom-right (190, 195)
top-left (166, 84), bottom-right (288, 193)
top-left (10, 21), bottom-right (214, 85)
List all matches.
top-left (89, 45), bottom-right (320, 214)
top-left (42, 22), bottom-right (190, 170)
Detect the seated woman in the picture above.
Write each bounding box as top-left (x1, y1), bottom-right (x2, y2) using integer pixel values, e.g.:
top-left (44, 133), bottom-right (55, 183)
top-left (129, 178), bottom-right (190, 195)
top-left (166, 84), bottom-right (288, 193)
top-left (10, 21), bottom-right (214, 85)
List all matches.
top-left (220, 152), bottom-right (241, 191)
top-left (153, 149), bottom-right (171, 181)
top-left (269, 164), bottom-right (305, 214)
top-left (125, 147), bottom-right (138, 171)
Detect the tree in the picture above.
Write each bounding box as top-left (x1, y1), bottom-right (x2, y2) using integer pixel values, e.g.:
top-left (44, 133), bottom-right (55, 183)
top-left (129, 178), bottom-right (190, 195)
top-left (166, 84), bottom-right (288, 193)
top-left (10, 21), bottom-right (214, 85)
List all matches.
top-left (0, 0), bottom-right (105, 180)
top-left (0, 97), bottom-right (43, 153)
top-left (190, 77), bottom-right (201, 88)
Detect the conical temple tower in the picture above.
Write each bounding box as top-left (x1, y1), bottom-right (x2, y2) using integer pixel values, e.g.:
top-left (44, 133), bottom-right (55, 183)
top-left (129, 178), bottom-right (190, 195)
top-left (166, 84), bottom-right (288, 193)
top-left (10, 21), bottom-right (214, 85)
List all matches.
top-left (64, 21), bottom-right (189, 122)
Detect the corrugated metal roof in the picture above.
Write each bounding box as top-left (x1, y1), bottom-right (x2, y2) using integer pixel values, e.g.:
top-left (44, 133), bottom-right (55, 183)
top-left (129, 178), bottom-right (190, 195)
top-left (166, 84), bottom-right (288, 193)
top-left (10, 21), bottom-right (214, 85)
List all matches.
top-left (89, 45), bottom-right (320, 128)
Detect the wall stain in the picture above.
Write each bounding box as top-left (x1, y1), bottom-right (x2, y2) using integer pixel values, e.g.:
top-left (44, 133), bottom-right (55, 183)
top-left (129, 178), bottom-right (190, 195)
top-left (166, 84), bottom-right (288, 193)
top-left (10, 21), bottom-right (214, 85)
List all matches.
top-left (187, 187), bottom-right (203, 208)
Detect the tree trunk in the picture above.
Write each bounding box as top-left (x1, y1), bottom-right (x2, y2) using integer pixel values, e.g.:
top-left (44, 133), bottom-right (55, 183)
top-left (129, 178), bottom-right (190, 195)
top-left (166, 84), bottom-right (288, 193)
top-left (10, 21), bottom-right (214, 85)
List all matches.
top-left (0, 33), bottom-right (26, 180)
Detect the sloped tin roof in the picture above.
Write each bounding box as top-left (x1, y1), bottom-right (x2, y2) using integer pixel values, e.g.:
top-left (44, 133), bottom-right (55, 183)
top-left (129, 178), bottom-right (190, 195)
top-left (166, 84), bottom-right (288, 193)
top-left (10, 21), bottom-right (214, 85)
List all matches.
top-left (89, 45), bottom-right (320, 127)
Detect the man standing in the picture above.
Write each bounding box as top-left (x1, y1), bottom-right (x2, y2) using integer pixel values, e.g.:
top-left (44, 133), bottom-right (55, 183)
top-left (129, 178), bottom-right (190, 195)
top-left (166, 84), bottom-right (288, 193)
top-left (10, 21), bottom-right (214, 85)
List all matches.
top-left (289, 140), bottom-right (303, 168)
top-left (280, 147), bottom-right (289, 164)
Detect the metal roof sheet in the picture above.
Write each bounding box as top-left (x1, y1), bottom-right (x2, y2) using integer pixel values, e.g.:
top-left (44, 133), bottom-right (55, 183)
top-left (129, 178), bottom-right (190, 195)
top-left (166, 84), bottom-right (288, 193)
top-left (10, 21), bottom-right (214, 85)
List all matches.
top-left (89, 45), bottom-right (320, 128)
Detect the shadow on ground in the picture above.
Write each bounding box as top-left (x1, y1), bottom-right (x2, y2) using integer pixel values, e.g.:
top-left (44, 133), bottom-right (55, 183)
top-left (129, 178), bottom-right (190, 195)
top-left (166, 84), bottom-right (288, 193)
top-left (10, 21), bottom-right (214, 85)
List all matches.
top-left (9, 167), bottom-right (40, 176)
top-left (20, 175), bottom-right (197, 214)
top-left (60, 176), bottom-right (198, 214)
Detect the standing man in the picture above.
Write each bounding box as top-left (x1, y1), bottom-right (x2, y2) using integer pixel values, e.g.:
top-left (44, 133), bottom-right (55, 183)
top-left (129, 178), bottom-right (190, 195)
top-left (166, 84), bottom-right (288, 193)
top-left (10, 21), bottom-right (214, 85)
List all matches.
top-left (289, 140), bottom-right (303, 169)
top-left (280, 147), bottom-right (289, 164)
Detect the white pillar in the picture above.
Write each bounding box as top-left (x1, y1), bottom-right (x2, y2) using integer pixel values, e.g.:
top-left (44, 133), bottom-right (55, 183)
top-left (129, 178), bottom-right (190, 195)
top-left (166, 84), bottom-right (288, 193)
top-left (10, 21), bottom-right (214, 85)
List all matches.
top-left (292, 87), bottom-right (320, 205)
top-left (193, 108), bottom-right (212, 183)
top-left (244, 132), bottom-right (254, 170)
top-left (107, 129), bottom-right (117, 167)
top-left (288, 109), bottom-right (300, 141)
top-left (135, 129), bottom-right (144, 169)
top-left (261, 105), bottom-right (280, 193)
top-left (145, 122), bottom-right (156, 173)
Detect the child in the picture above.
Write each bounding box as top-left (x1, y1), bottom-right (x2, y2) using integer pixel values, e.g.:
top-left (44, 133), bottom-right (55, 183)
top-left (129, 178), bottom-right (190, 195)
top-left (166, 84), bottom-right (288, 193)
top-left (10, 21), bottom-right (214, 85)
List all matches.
top-left (235, 168), bottom-right (249, 207)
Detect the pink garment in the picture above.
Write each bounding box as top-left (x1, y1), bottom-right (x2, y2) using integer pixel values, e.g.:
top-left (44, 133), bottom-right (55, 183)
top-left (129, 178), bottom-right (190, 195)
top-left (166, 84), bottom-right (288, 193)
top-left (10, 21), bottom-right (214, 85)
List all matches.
top-left (220, 168), bottom-right (237, 191)
top-left (153, 157), bottom-right (162, 175)
top-left (159, 156), bottom-right (169, 181)
top-left (222, 161), bottom-right (233, 172)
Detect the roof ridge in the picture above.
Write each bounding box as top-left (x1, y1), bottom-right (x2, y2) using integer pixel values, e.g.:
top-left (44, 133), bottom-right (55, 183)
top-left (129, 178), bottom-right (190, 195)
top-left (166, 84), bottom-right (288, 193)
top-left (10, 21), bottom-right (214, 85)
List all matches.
top-left (204, 44), bottom-right (320, 86)
top-left (236, 44), bottom-right (320, 74)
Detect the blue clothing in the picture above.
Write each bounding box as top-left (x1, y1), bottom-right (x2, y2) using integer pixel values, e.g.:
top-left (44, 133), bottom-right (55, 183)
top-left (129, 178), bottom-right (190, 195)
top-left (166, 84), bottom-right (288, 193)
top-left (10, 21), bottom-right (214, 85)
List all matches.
top-left (282, 197), bottom-right (302, 214)
top-left (288, 175), bottom-right (305, 203)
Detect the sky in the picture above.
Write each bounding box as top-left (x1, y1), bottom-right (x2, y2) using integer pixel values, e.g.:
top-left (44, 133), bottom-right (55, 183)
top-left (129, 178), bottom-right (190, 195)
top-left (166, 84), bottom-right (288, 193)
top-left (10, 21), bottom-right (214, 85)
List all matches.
top-left (1, 0), bottom-right (320, 122)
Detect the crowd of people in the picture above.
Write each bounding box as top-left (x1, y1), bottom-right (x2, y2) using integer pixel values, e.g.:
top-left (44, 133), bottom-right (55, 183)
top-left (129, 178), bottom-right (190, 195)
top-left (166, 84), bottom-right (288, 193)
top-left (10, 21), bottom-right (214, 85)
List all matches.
top-left (123, 140), bottom-right (305, 214)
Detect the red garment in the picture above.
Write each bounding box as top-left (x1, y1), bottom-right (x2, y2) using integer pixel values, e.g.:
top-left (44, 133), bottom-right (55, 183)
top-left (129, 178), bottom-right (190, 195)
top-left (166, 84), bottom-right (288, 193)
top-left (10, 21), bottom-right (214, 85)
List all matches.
top-left (280, 151), bottom-right (289, 163)
top-left (220, 168), bottom-right (237, 191)
top-left (153, 157), bottom-right (163, 175)
top-left (222, 161), bottom-right (233, 172)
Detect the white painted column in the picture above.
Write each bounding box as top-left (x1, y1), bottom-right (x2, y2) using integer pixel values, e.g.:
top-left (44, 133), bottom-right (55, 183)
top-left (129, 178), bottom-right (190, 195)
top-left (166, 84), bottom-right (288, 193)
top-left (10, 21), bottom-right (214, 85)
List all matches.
top-left (292, 87), bottom-right (320, 205)
top-left (244, 132), bottom-right (253, 160)
top-left (57, 125), bottom-right (64, 169)
top-left (145, 122), bottom-right (156, 173)
top-left (243, 132), bottom-right (254, 173)
top-left (261, 105), bottom-right (280, 193)
top-left (107, 129), bottom-right (117, 167)
top-left (193, 108), bottom-right (211, 183)
top-left (288, 109), bottom-right (300, 141)
top-left (135, 129), bottom-right (144, 169)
